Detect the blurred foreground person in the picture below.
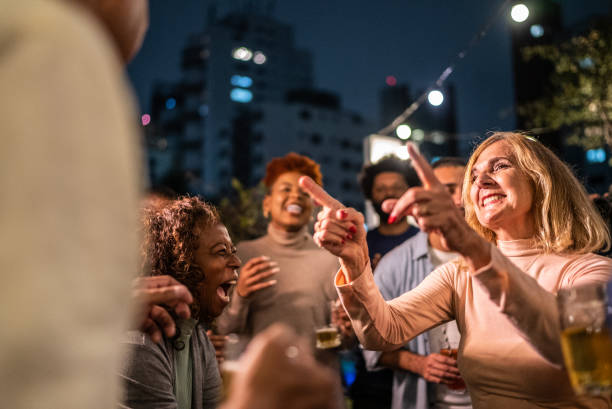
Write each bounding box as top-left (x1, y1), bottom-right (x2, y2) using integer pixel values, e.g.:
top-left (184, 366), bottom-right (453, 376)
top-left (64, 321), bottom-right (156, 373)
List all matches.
top-left (0, 0), bottom-right (147, 407)
top-left (120, 197), bottom-right (240, 408)
top-left (301, 132), bottom-right (612, 409)
top-left (221, 324), bottom-right (343, 409)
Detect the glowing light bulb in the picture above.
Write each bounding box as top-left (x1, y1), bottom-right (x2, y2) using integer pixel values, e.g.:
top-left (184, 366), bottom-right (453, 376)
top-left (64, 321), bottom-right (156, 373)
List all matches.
top-left (428, 90), bottom-right (444, 106)
top-left (396, 124), bottom-right (412, 140)
top-left (511, 4), bottom-right (529, 23)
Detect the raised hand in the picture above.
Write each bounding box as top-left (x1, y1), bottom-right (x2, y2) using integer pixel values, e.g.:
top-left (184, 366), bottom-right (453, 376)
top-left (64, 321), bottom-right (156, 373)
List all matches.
top-left (384, 144), bottom-right (488, 266)
top-left (236, 256), bottom-right (278, 298)
top-left (298, 176), bottom-right (368, 281)
top-left (132, 275), bottom-right (193, 342)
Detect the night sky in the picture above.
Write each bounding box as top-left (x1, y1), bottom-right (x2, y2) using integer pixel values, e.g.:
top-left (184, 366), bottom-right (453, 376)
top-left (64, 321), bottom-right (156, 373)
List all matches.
top-left (128, 0), bottom-right (611, 141)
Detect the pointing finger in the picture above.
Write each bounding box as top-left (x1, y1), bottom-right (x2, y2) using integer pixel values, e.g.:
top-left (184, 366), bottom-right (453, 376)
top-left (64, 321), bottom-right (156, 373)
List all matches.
top-left (299, 176), bottom-right (344, 210)
top-left (407, 143), bottom-right (443, 189)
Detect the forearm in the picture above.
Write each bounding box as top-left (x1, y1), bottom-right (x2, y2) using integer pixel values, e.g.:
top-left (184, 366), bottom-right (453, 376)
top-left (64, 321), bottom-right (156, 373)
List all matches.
top-left (336, 265), bottom-right (453, 351)
top-left (378, 349), bottom-right (424, 375)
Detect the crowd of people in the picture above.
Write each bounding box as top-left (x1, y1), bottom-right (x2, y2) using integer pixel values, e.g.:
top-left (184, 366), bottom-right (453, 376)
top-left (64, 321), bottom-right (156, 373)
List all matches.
top-left (3, 0), bottom-right (612, 409)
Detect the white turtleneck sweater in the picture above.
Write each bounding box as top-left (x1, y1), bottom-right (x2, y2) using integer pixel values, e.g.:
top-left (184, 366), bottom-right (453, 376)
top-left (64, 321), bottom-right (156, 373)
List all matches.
top-left (337, 239), bottom-right (612, 409)
top-left (217, 224), bottom-right (340, 345)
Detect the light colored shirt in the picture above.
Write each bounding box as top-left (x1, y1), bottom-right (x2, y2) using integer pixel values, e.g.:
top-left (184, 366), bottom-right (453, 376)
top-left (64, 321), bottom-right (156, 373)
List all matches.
top-left (338, 239), bottom-right (612, 409)
top-left (0, 1), bottom-right (142, 408)
top-left (363, 232), bottom-right (433, 409)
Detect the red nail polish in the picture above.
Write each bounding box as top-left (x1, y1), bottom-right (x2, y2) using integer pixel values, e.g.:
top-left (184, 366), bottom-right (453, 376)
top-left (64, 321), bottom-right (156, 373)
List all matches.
top-left (387, 215), bottom-right (397, 224)
top-left (339, 210), bottom-right (348, 218)
top-left (341, 239), bottom-right (345, 244)
top-left (346, 234), bottom-right (353, 240)
top-left (349, 225), bottom-right (357, 234)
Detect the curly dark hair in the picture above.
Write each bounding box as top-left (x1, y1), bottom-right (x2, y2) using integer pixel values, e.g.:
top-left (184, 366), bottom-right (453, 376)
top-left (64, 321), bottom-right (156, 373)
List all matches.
top-left (263, 152), bottom-right (323, 189)
top-left (358, 155), bottom-right (420, 201)
top-left (141, 196), bottom-right (220, 321)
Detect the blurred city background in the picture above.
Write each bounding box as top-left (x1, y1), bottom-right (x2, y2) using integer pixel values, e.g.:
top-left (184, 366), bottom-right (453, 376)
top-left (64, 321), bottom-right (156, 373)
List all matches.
top-left (127, 0), bottom-right (612, 219)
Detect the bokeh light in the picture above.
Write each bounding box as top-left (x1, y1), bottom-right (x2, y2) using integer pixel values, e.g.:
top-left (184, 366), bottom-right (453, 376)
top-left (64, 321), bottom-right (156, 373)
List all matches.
top-left (511, 4), bottom-right (529, 23)
top-left (385, 75), bottom-right (397, 86)
top-left (396, 124), bottom-right (412, 140)
top-left (141, 114), bottom-right (151, 126)
top-left (428, 90), bottom-right (444, 106)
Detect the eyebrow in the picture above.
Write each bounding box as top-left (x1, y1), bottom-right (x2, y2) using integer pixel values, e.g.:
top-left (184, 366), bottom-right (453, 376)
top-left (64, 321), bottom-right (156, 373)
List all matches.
top-left (471, 156), bottom-right (511, 174)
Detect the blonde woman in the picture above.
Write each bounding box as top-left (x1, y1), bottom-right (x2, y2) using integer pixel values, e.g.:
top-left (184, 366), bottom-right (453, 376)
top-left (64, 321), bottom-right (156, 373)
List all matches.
top-left (300, 132), bottom-right (612, 409)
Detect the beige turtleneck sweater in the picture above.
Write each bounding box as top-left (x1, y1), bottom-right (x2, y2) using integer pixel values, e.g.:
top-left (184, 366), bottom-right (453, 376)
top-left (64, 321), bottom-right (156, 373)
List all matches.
top-left (217, 224), bottom-right (340, 344)
top-left (337, 239), bottom-right (612, 409)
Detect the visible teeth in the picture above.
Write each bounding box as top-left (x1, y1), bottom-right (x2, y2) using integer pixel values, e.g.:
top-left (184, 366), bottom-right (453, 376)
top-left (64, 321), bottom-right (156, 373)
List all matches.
top-left (217, 286), bottom-right (230, 302)
top-left (286, 204), bottom-right (303, 214)
top-left (483, 195), bottom-right (504, 206)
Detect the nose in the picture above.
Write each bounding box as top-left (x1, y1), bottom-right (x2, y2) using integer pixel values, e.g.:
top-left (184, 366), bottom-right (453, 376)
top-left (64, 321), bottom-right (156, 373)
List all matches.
top-left (474, 172), bottom-right (495, 188)
top-left (452, 190), bottom-right (463, 209)
top-left (228, 253), bottom-right (241, 269)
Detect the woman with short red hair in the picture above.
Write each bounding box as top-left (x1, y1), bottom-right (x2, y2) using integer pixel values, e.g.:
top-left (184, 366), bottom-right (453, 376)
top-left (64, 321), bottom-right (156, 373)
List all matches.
top-left (217, 153), bottom-right (342, 366)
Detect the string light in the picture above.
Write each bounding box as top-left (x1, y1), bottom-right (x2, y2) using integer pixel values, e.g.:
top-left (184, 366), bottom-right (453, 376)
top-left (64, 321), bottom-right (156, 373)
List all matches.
top-left (377, 0), bottom-right (514, 136)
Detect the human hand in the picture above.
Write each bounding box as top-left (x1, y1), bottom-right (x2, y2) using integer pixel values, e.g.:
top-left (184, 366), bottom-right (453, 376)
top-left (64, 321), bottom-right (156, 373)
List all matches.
top-left (299, 176), bottom-right (368, 281)
top-left (132, 275), bottom-right (193, 343)
top-left (384, 144), bottom-right (489, 268)
top-left (206, 330), bottom-right (228, 366)
top-left (415, 353), bottom-right (461, 384)
top-left (236, 256), bottom-right (278, 298)
top-left (221, 324), bottom-right (342, 409)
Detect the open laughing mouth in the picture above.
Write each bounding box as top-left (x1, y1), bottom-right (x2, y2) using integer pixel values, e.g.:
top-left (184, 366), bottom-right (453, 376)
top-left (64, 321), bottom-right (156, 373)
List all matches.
top-left (481, 194), bottom-right (505, 207)
top-left (286, 204), bottom-right (303, 215)
top-left (217, 279), bottom-right (237, 303)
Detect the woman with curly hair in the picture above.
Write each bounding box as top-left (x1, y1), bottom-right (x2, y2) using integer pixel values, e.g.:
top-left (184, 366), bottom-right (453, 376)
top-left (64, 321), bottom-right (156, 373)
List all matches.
top-left (120, 196), bottom-right (240, 409)
top-left (216, 153), bottom-right (343, 365)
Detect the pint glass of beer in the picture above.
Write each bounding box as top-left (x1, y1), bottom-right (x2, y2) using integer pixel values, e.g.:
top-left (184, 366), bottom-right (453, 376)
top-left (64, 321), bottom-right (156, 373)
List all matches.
top-left (558, 282), bottom-right (612, 395)
top-left (315, 301), bottom-right (341, 350)
top-left (220, 333), bottom-right (248, 401)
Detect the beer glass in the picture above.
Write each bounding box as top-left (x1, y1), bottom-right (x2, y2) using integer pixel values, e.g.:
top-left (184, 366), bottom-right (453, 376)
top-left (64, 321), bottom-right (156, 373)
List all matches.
top-left (439, 330), bottom-right (466, 392)
top-left (220, 333), bottom-right (248, 401)
top-left (315, 301), bottom-right (341, 350)
top-left (558, 282), bottom-right (612, 395)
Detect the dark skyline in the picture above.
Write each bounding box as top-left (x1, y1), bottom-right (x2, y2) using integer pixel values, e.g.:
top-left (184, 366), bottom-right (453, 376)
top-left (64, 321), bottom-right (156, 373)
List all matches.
top-left (128, 0), bottom-right (611, 140)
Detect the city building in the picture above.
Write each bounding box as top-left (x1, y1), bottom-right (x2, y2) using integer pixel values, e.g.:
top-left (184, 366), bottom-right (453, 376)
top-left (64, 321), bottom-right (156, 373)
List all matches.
top-left (145, 6), bottom-right (372, 207)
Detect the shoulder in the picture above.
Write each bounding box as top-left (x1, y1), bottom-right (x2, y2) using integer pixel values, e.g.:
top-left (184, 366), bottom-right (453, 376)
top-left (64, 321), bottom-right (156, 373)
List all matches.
top-left (119, 331), bottom-right (172, 374)
top-left (560, 252), bottom-right (612, 286)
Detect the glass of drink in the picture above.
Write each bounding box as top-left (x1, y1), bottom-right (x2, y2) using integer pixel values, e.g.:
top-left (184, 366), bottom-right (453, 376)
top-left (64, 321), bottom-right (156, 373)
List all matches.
top-left (315, 301), bottom-right (342, 350)
top-left (440, 338), bottom-right (466, 392)
top-left (220, 333), bottom-right (248, 401)
top-left (558, 282), bottom-right (612, 395)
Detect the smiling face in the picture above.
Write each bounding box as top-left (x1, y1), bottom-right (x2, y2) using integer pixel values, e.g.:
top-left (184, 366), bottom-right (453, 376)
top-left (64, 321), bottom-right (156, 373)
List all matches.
top-left (263, 171), bottom-right (314, 232)
top-left (194, 223), bottom-right (240, 321)
top-left (469, 141), bottom-right (535, 241)
top-left (371, 172), bottom-right (409, 204)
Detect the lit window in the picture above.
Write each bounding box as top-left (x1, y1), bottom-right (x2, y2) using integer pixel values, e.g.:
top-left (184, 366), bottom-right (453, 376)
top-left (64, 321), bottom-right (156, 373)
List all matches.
top-left (230, 88), bottom-right (253, 103)
top-left (253, 51), bottom-right (267, 64)
top-left (165, 98), bottom-right (176, 110)
top-left (230, 75), bottom-right (253, 88)
top-left (232, 47), bottom-right (253, 61)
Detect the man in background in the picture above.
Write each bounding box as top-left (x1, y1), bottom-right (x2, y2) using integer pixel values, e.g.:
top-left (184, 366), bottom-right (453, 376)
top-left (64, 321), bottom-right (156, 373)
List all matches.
top-left (363, 157), bottom-right (472, 409)
top-left (358, 155), bottom-right (421, 268)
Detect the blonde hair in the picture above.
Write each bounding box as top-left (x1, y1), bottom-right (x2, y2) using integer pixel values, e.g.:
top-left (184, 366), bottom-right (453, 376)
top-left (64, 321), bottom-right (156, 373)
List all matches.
top-left (463, 132), bottom-right (610, 254)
